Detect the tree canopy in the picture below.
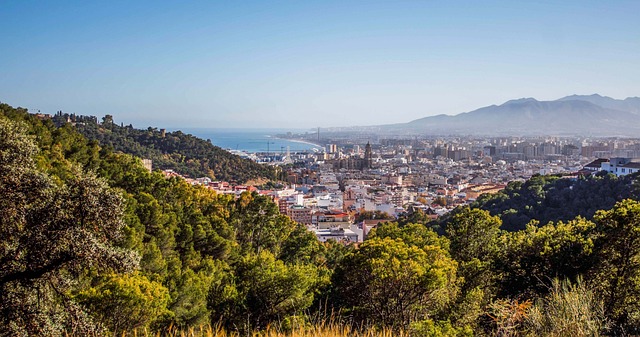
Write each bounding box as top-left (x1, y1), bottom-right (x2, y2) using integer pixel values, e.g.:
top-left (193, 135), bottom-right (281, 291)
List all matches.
top-left (0, 116), bottom-right (138, 335)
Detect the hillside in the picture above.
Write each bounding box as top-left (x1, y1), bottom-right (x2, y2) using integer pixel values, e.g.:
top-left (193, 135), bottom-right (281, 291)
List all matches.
top-left (59, 113), bottom-right (276, 183)
top-left (434, 172), bottom-right (640, 232)
top-left (0, 102), bottom-right (328, 335)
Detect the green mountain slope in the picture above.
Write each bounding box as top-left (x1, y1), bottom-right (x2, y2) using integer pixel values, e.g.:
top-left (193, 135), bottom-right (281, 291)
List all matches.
top-left (0, 103), bottom-right (325, 335)
top-left (434, 173), bottom-right (640, 232)
top-left (57, 112), bottom-right (277, 183)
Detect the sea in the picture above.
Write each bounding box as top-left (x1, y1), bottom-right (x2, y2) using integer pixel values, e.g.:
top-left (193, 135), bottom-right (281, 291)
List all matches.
top-left (177, 128), bottom-right (323, 153)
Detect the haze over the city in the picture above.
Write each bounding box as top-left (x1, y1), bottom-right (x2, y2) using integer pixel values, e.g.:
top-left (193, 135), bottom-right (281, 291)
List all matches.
top-left (1, 1), bottom-right (639, 129)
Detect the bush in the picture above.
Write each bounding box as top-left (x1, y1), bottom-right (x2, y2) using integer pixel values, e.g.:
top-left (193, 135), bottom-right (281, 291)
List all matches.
top-left (525, 278), bottom-right (608, 337)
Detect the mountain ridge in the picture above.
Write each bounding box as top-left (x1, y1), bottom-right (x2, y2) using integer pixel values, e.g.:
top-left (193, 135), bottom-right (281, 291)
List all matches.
top-left (381, 94), bottom-right (640, 136)
top-left (556, 94), bottom-right (640, 114)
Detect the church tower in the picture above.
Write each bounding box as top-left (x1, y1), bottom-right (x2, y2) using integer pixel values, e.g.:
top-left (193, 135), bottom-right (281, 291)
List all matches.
top-left (364, 142), bottom-right (372, 169)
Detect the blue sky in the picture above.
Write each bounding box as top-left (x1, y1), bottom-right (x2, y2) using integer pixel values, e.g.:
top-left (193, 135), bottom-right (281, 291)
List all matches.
top-left (1, 1), bottom-right (639, 128)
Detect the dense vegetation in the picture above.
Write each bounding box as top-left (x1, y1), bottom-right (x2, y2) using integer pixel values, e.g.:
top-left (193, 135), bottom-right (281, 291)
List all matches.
top-left (441, 173), bottom-right (640, 231)
top-left (3, 102), bottom-right (640, 336)
top-left (65, 112), bottom-right (276, 183)
top-left (1, 104), bottom-right (322, 336)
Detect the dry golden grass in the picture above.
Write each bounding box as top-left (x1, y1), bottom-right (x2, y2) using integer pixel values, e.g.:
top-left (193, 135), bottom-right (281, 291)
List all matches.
top-left (117, 324), bottom-right (406, 337)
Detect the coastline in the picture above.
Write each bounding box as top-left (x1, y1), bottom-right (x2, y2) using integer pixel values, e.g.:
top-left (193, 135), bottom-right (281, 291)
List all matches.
top-left (178, 128), bottom-right (322, 153)
top-left (271, 136), bottom-right (324, 150)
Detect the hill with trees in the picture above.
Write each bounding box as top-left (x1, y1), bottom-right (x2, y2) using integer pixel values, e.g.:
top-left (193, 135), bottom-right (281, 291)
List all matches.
top-left (55, 111), bottom-right (277, 183)
top-left (1, 103), bottom-right (326, 335)
top-left (446, 173), bottom-right (639, 231)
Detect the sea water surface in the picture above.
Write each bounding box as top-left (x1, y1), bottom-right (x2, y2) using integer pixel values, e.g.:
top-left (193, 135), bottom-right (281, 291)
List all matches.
top-left (178, 128), bottom-right (322, 153)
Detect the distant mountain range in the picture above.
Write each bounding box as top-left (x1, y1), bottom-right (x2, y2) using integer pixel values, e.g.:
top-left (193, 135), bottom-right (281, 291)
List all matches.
top-left (381, 94), bottom-right (640, 136)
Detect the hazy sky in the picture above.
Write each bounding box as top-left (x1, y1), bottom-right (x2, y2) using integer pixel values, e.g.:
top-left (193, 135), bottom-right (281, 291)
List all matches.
top-left (1, 1), bottom-right (639, 129)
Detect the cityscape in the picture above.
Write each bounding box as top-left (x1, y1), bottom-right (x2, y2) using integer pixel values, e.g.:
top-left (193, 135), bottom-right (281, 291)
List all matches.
top-left (157, 126), bottom-right (640, 243)
top-left (35, 107), bottom-right (640, 243)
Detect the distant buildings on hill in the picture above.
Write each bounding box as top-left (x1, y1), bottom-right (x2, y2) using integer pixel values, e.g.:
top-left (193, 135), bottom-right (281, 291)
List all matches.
top-left (583, 157), bottom-right (640, 177)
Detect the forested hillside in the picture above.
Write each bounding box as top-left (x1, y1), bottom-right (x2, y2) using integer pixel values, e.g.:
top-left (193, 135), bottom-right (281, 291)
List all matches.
top-left (66, 112), bottom-right (276, 183)
top-left (464, 173), bottom-right (639, 231)
top-left (0, 104), bottom-right (330, 335)
top-left (4, 102), bottom-right (640, 336)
